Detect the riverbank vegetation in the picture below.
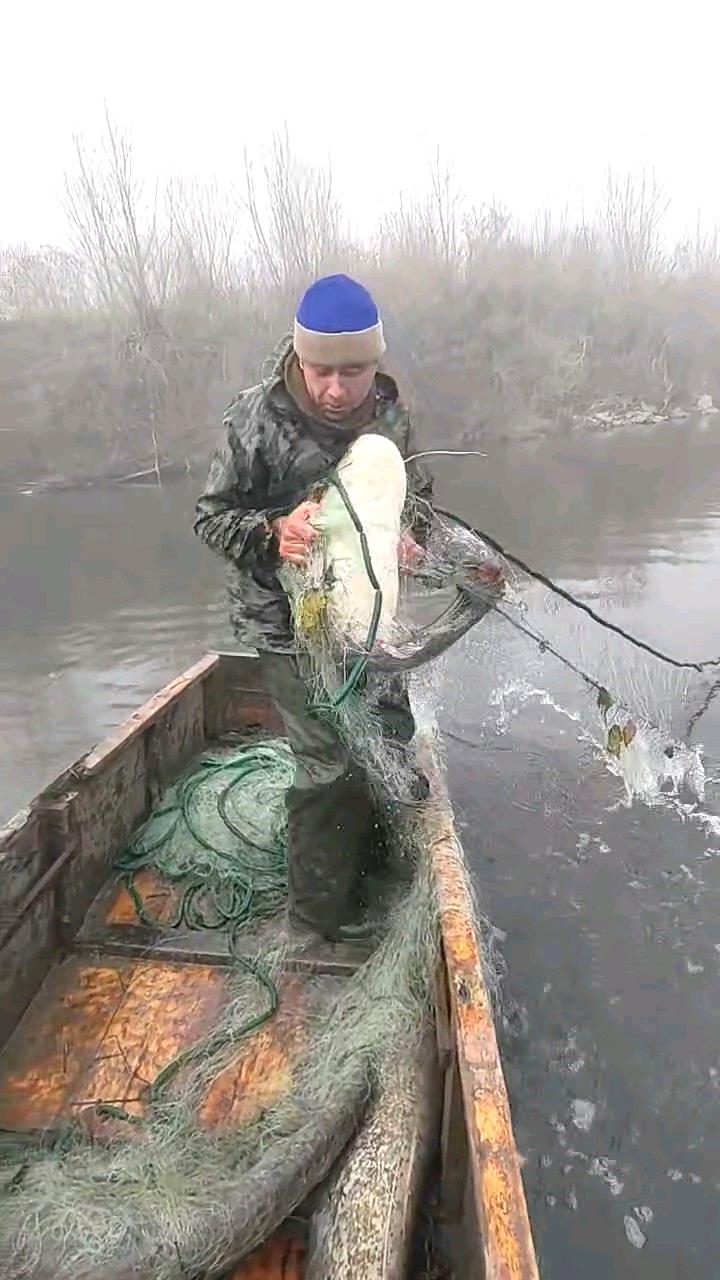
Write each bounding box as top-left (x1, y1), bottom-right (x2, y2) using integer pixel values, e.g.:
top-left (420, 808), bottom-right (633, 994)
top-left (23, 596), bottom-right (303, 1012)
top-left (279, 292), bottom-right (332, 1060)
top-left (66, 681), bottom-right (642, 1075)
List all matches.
top-left (3, 119), bottom-right (720, 487)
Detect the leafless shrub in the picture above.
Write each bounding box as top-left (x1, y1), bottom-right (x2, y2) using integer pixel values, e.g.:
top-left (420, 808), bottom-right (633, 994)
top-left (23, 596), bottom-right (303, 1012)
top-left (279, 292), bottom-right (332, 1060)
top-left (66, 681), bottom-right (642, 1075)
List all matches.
top-left (672, 219), bottom-right (720, 278)
top-left (6, 134), bottom-right (720, 484)
top-left (602, 170), bottom-right (669, 283)
top-left (0, 245), bottom-right (90, 315)
top-left (379, 152), bottom-right (509, 279)
top-left (166, 179), bottom-right (243, 300)
top-left (241, 127), bottom-right (345, 292)
top-left (63, 109), bottom-right (173, 326)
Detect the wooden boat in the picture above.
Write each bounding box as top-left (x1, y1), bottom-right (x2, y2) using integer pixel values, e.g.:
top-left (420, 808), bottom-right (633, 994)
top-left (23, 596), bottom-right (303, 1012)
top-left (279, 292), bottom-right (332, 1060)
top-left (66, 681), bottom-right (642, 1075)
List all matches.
top-left (0, 651), bottom-right (538, 1279)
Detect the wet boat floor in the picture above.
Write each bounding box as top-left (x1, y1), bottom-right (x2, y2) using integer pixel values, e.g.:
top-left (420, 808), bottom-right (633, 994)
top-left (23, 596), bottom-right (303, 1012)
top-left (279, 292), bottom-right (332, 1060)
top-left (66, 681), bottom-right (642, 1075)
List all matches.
top-left (0, 773), bottom-right (415, 1279)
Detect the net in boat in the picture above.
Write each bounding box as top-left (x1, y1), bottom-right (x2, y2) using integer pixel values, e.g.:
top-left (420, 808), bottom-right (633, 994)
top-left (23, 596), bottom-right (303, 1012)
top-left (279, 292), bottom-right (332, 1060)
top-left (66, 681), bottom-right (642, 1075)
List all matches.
top-left (0, 735), bottom-right (453, 1279)
top-left (0, 438), bottom-right (502, 1279)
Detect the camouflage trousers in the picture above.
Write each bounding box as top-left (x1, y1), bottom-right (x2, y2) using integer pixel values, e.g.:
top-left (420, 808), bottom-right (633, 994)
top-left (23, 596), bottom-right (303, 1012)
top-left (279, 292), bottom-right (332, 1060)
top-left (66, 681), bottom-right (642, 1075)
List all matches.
top-left (257, 652), bottom-right (415, 936)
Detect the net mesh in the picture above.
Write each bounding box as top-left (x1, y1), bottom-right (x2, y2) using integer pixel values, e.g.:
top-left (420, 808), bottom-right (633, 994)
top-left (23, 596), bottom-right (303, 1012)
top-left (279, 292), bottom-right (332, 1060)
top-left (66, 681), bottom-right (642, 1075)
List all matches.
top-left (0, 731), bottom-right (447, 1279)
top-left (7, 429), bottom-right (702, 1275)
top-left (280, 494), bottom-right (506, 679)
top-left (0, 459), bottom-right (506, 1279)
top-left (0, 833), bottom-right (440, 1280)
top-left (115, 739), bottom-right (294, 937)
top-left (276, 492), bottom-right (508, 805)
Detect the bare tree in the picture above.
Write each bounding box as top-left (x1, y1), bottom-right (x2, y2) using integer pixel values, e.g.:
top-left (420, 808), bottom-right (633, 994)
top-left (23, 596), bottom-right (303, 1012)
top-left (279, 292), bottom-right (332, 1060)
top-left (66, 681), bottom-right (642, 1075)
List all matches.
top-left (166, 179), bottom-right (241, 299)
top-left (0, 245), bottom-right (89, 315)
top-left (242, 127), bottom-right (345, 290)
top-left (603, 170), bottom-right (669, 283)
top-left (428, 149), bottom-right (462, 267)
top-left (63, 109), bottom-right (169, 327)
top-left (379, 152), bottom-right (508, 282)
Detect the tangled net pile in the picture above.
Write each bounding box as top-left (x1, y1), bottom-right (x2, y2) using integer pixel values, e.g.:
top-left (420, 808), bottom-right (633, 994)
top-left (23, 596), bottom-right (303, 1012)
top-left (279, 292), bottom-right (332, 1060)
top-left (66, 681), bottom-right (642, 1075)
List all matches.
top-left (0, 427), bottom-right (509, 1278)
top-left (0, 736), bottom-right (442, 1280)
top-left (116, 739), bottom-right (294, 944)
top-left (0, 486), bottom-right (505, 1279)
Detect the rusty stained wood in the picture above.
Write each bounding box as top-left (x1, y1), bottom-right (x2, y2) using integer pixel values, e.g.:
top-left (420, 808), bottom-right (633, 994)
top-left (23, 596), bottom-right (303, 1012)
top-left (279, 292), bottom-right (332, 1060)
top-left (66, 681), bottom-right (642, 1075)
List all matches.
top-left (200, 973), bottom-right (309, 1128)
top-left (0, 651), bottom-right (265, 1041)
top-left (420, 739), bottom-right (539, 1280)
top-left (106, 868), bottom-right (181, 926)
top-left (204, 650), bottom-right (278, 742)
top-left (0, 955), bottom-right (316, 1135)
top-left (213, 690), bottom-right (283, 738)
top-left (225, 1230), bottom-right (305, 1279)
top-left (0, 955), bottom-right (226, 1130)
top-left (205, 651), bottom-right (284, 739)
top-left (77, 872), bottom-right (366, 977)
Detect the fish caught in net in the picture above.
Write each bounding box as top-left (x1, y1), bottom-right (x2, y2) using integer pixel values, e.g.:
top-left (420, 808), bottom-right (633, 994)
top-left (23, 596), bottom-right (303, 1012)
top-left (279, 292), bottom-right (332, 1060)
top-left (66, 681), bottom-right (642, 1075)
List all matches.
top-left (279, 434), bottom-right (506, 681)
top-left (275, 433), bottom-right (507, 802)
top-left (0, 434), bottom-right (506, 1279)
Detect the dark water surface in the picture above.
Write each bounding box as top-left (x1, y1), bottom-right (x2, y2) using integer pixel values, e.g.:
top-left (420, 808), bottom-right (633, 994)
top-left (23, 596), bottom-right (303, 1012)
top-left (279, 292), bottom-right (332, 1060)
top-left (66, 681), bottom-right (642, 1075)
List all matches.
top-left (2, 418), bottom-right (720, 1277)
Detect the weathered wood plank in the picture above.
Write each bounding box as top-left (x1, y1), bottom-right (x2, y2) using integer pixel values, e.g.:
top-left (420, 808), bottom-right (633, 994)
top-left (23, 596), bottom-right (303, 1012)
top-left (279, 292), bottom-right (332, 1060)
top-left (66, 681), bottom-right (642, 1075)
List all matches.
top-left (419, 736), bottom-right (539, 1280)
top-left (200, 973), bottom-right (309, 1128)
top-left (0, 956), bottom-right (226, 1129)
top-left (78, 874), bottom-right (367, 975)
top-left (73, 928), bottom-right (368, 977)
top-left (106, 868), bottom-right (180, 925)
top-left (0, 806), bottom-right (59, 1046)
top-left (438, 1052), bottom-right (469, 1225)
top-left (61, 738), bottom-right (148, 937)
top-left (0, 658), bottom-right (218, 1049)
top-left (144, 679), bottom-right (206, 794)
top-left (306, 1030), bottom-right (438, 1280)
top-left (205, 651), bottom-right (283, 738)
top-left (0, 952), bottom-right (335, 1137)
top-left (60, 661), bottom-right (211, 933)
top-left (79, 653), bottom-right (218, 776)
top-left (80, 960), bottom-right (227, 1118)
top-left (225, 1230), bottom-right (305, 1278)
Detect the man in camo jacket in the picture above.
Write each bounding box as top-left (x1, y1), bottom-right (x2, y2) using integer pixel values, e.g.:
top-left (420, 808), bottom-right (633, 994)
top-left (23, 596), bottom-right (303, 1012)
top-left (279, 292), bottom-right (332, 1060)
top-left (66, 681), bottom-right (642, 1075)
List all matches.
top-left (194, 274), bottom-right (432, 942)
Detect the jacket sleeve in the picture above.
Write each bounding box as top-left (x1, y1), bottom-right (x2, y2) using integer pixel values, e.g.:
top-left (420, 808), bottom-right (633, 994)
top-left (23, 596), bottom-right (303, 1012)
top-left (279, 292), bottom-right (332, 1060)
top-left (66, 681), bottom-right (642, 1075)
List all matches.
top-left (401, 411), bottom-right (434, 543)
top-left (193, 398), bottom-right (280, 572)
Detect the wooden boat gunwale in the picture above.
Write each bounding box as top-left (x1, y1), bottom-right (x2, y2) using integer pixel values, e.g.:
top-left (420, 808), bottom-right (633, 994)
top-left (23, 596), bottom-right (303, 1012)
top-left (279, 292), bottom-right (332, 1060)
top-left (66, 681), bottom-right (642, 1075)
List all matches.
top-left (0, 650), bottom-right (538, 1279)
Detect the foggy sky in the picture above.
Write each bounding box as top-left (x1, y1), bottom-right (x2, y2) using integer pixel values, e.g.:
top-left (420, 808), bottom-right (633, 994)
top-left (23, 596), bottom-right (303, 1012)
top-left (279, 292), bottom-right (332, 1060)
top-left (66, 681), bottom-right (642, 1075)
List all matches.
top-left (4, 0), bottom-right (718, 248)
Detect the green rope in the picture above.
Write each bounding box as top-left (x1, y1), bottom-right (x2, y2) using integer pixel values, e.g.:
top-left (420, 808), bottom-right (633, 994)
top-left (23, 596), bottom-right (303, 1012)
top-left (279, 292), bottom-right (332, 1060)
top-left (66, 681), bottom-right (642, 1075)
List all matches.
top-left (111, 740), bottom-right (294, 1107)
top-left (309, 468), bottom-right (383, 715)
top-left (110, 467), bottom-right (391, 1106)
top-left (115, 742), bottom-right (290, 936)
top-left (148, 951), bottom-right (279, 1102)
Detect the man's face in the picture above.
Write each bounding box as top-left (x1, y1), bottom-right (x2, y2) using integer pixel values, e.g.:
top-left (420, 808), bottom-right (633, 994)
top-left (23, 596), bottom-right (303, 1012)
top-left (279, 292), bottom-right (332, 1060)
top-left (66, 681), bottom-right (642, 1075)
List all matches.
top-left (300, 361), bottom-right (376, 423)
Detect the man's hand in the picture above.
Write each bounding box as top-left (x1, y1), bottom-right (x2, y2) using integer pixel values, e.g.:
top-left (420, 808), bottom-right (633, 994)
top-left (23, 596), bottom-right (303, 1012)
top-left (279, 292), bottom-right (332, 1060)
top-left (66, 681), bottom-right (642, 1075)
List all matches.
top-left (273, 501), bottom-right (321, 566)
top-left (398, 532), bottom-right (425, 571)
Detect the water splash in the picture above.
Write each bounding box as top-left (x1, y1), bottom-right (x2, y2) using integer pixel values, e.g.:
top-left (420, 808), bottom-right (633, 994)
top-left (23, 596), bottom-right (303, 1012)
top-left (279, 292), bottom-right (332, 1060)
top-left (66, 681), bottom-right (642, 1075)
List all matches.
top-left (487, 673), bottom-right (713, 820)
top-left (601, 710), bottom-right (707, 806)
top-left (489, 677), bottom-right (582, 735)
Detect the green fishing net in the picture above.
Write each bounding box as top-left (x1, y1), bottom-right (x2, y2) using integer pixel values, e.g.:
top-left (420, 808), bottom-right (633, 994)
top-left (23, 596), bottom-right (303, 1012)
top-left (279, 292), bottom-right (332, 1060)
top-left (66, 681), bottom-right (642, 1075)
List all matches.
top-left (115, 738), bottom-right (293, 939)
top-left (0, 460), bottom-right (503, 1279)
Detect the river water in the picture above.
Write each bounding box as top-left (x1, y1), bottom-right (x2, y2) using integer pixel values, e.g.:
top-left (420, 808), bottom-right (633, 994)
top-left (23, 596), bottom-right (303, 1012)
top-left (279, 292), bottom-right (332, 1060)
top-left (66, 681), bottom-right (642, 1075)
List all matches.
top-left (2, 417), bottom-right (720, 1277)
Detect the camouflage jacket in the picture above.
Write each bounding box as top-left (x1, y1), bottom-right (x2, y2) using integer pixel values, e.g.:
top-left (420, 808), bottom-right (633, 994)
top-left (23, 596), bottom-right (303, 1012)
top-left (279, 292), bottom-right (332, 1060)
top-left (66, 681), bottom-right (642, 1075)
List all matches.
top-left (194, 337), bottom-right (433, 653)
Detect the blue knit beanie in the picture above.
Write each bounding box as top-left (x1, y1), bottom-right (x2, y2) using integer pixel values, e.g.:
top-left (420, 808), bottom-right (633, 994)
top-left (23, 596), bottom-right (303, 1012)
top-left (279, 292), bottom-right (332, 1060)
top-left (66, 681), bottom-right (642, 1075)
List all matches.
top-left (294, 274), bottom-right (386, 366)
